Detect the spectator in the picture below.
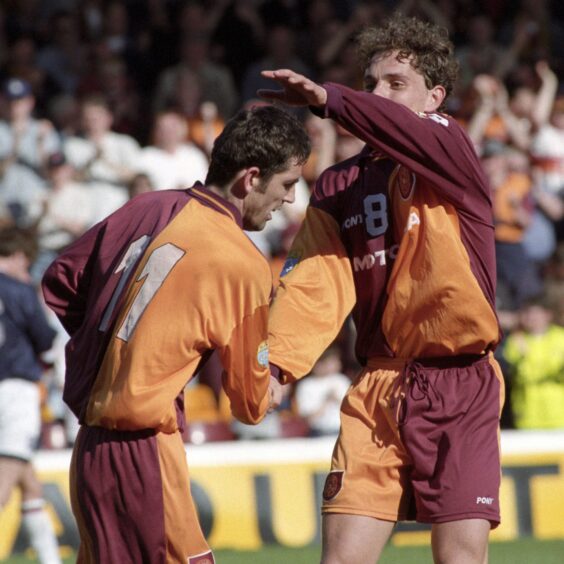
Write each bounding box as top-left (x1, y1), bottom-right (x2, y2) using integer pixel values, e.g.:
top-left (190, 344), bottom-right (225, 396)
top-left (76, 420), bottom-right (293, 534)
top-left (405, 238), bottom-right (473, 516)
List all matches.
top-left (0, 78), bottom-right (61, 176)
top-left (301, 114), bottom-right (338, 190)
top-left (529, 86), bottom-right (564, 241)
top-left (187, 100), bottom-right (225, 159)
top-left (294, 346), bottom-right (350, 437)
top-left (530, 93), bottom-right (564, 197)
top-left (0, 162), bottom-right (46, 228)
top-left (127, 172), bottom-right (154, 199)
top-left (211, 0), bottom-right (265, 88)
top-left (36, 10), bottom-right (85, 97)
top-left (0, 36), bottom-right (47, 105)
top-left (63, 94), bottom-right (135, 219)
top-left (99, 0), bottom-right (135, 62)
top-left (481, 140), bottom-right (543, 308)
top-left (46, 93), bottom-right (80, 142)
top-left (502, 294), bottom-right (564, 429)
top-left (0, 226), bottom-right (61, 564)
top-left (33, 152), bottom-right (93, 277)
top-left (543, 242), bottom-right (564, 326)
top-left (467, 61), bottom-right (558, 155)
top-left (240, 24), bottom-right (313, 105)
top-left (154, 33), bottom-right (238, 120)
top-left (136, 110), bottom-right (209, 191)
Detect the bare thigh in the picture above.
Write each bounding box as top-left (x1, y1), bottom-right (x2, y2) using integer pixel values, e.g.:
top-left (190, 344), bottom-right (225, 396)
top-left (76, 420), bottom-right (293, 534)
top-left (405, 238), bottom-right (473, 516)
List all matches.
top-left (0, 457), bottom-right (27, 507)
top-left (432, 519), bottom-right (490, 564)
top-left (18, 462), bottom-right (44, 501)
top-left (321, 513), bottom-right (395, 564)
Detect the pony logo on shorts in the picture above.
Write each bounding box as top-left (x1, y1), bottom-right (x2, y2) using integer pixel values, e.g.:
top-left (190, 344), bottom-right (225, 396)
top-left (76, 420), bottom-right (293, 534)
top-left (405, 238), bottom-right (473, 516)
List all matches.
top-left (323, 470), bottom-right (344, 501)
top-left (188, 551), bottom-right (215, 564)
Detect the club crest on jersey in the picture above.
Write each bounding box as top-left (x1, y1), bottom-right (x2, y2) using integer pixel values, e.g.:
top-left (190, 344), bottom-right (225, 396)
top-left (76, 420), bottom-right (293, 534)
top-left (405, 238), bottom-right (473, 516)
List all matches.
top-left (257, 341), bottom-right (269, 367)
top-left (188, 552), bottom-right (215, 564)
top-left (323, 470), bottom-right (344, 501)
top-left (280, 252), bottom-right (301, 277)
top-left (396, 167), bottom-right (415, 199)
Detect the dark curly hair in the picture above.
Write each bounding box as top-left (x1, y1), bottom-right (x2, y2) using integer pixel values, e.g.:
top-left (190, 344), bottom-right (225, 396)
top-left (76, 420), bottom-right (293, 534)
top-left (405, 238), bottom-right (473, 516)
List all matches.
top-left (356, 14), bottom-right (459, 109)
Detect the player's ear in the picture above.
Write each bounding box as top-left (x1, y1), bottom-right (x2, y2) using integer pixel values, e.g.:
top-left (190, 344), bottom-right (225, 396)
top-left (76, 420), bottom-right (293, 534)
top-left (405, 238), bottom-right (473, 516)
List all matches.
top-left (240, 166), bottom-right (261, 196)
top-left (425, 84), bottom-right (446, 112)
top-left (230, 166), bottom-right (260, 198)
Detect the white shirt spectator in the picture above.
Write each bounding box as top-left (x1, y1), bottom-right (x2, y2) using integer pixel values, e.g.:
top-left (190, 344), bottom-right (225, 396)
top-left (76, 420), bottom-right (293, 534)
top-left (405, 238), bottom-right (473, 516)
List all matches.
top-left (64, 130), bottom-right (141, 188)
top-left (530, 124), bottom-right (564, 196)
top-left (0, 120), bottom-right (61, 170)
top-left (37, 181), bottom-right (94, 251)
top-left (0, 78), bottom-right (61, 172)
top-left (137, 110), bottom-right (210, 191)
top-left (137, 144), bottom-right (208, 191)
top-left (295, 372), bottom-right (350, 436)
top-left (0, 163), bottom-right (47, 226)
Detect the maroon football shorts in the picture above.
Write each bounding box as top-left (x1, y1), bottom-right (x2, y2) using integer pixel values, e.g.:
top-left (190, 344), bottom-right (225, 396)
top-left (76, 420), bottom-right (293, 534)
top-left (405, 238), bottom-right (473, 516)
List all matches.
top-left (322, 353), bottom-right (504, 527)
top-left (70, 426), bottom-right (214, 563)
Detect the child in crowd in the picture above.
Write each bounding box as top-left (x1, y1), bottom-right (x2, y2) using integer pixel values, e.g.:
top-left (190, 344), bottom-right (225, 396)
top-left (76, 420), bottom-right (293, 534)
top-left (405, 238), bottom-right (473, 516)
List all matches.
top-left (502, 294), bottom-right (564, 429)
top-left (295, 346), bottom-right (351, 437)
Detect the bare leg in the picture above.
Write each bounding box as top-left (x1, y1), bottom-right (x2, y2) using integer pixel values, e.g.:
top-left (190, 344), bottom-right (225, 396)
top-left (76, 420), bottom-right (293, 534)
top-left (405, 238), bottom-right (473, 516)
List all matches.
top-left (19, 462), bottom-right (44, 501)
top-left (0, 457), bottom-right (26, 507)
top-left (431, 519), bottom-right (490, 564)
top-left (19, 462), bottom-right (62, 564)
top-left (321, 513), bottom-right (395, 564)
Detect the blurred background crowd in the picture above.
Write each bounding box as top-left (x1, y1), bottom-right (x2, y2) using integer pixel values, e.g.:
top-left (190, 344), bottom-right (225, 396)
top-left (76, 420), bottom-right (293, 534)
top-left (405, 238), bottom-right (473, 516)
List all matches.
top-left (1, 0), bottom-right (563, 448)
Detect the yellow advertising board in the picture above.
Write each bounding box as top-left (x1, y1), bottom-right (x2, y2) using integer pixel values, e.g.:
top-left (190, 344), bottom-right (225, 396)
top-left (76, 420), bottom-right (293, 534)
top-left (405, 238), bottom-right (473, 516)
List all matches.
top-left (1, 432), bottom-right (563, 559)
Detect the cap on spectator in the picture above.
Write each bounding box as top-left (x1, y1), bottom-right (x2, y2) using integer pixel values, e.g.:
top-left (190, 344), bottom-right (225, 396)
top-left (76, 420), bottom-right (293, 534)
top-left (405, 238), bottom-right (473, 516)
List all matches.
top-left (47, 152), bottom-right (67, 168)
top-left (3, 78), bottom-right (33, 100)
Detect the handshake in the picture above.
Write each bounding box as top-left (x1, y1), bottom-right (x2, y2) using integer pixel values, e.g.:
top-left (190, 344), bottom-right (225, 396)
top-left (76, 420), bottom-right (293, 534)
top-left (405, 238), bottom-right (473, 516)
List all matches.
top-left (268, 374), bottom-right (284, 413)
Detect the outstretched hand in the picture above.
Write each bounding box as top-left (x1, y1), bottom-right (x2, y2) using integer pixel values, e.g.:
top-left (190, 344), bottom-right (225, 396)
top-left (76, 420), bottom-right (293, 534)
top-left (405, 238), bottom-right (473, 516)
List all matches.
top-left (258, 69), bottom-right (328, 108)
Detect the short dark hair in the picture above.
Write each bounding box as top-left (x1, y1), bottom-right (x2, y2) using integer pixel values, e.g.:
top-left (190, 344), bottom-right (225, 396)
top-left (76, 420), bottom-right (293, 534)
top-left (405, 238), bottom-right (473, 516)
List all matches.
top-left (205, 105), bottom-right (311, 188)
top-left (356, 14), bottom-right (459, 108)
top-left (0, 226), bottom-right (38, 261)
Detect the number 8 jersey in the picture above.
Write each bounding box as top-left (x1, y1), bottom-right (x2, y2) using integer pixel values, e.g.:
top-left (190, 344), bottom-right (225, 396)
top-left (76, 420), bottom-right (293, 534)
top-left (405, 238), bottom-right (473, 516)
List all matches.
top-left (42, 185), bottom-right (273, 432)
top-left (269, 83), bottom-right (501, 381)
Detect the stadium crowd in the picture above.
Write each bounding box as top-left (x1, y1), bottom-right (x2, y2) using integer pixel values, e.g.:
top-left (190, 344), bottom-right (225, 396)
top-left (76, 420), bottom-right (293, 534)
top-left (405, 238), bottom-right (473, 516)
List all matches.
top-left (1, 0), bottom-right (564, 448)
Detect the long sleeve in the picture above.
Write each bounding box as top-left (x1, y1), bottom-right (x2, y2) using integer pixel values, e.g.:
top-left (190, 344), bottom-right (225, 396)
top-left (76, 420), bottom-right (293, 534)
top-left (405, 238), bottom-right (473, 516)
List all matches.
top-left (218, 301), bottom-right (271, 424)
top-left (269, 205), bottom-right (356, 382)
top-left (319, 82), bottom-right (489, 213)
top-left (41, 223), bottom-right (102, 336)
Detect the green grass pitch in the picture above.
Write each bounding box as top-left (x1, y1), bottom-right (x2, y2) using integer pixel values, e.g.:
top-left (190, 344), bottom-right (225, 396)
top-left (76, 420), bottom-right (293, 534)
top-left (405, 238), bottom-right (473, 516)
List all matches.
top-left (4, 539), bottom-right (564, 563)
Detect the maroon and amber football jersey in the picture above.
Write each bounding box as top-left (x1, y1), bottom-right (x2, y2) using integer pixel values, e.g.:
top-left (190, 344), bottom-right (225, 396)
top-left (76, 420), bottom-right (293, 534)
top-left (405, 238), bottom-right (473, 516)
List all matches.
top-left (42, 185), bottom-right (273, 432)
top-left (269, 83), bottom-right (500, 381)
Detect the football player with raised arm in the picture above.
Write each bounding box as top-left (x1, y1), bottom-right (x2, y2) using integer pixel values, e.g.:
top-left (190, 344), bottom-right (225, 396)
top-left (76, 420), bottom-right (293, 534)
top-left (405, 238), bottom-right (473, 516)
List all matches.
top-left (260, 15), bottom-right (503, 564)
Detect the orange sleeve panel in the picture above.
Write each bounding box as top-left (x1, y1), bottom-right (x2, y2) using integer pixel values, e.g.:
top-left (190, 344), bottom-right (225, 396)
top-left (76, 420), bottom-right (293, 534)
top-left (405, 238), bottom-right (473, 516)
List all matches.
top-left (383, 170), bottom-right (500, 358)
top-left (269, 206), bottom-right (356, 382)
top-left (85, 200), bottom-right (272, 432)
top-left (219, 304), bottom-right (270, 424)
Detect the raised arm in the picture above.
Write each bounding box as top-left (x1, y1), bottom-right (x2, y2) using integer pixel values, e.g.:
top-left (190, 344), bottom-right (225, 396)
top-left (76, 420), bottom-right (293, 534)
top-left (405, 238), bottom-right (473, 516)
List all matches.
top-left (259, 69), bottom-right (328, 107)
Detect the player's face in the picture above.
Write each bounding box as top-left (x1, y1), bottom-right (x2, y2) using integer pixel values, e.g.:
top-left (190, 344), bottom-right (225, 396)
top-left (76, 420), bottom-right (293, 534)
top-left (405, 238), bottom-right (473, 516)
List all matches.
top-left (243, 159), bottom-right (303, 231)
top-left (364, 51), bottom-right (445, 113)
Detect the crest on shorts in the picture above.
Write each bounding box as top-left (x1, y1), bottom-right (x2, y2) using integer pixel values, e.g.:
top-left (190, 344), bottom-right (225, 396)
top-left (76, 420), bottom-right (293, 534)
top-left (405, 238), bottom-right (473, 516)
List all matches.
top-left (257, 341), bottom-right (269, 367)
top-left (188, 551), bottom-right (215, 564)
top-left (323, 470), bottom-right (344, 501)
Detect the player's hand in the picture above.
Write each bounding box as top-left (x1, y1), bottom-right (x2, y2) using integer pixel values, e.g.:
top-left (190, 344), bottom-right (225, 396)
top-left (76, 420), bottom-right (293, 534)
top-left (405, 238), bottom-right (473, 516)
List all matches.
top-left (258, 69), bottom-right (328, 108)
top-left (267, 375), bottom-right (283, 413)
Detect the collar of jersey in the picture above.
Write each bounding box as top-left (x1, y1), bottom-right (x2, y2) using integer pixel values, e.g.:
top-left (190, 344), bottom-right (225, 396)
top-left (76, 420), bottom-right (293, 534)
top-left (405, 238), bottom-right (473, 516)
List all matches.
top-left (189, 182), bottom-right (243, 227)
